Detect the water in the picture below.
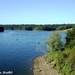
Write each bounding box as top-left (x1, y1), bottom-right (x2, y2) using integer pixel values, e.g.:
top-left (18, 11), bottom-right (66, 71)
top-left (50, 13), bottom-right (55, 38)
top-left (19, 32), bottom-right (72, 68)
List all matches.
top-left (0, 30), bottom-right (66, 75)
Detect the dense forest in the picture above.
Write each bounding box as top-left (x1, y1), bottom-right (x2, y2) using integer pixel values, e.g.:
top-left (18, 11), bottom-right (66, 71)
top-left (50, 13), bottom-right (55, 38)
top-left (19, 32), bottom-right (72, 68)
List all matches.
top-left (0, 24), bottom-right (74, 31)
top-left (0, 27), bottom-right (4, 32)
top-left (44, 25), bottom-right (75, 75)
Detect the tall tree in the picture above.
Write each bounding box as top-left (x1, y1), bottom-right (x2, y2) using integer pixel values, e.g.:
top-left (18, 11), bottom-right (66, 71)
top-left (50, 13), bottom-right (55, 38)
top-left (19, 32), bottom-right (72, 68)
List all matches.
top-left (44, 32), bottom-right (65, 51)
top-left (66, 26), bottom-right (75, 48)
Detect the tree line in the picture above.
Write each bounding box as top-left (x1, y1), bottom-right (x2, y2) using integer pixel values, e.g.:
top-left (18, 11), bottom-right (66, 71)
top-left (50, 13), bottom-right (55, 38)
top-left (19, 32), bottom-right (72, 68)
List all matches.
top-left (0, 24), bottom-right (74, 31)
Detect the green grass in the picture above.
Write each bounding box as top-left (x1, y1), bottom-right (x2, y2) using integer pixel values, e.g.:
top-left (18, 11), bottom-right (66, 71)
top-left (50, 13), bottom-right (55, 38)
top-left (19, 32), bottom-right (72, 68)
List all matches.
top-left (45, 26), bottom-right (75, 75)
top-left (45, 47), bottom-right (75, 75)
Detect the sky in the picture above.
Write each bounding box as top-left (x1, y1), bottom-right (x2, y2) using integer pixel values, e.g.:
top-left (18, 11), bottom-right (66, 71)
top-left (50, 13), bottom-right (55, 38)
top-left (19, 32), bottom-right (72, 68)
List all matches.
top-left (0, 0), bottom-right (75, 24)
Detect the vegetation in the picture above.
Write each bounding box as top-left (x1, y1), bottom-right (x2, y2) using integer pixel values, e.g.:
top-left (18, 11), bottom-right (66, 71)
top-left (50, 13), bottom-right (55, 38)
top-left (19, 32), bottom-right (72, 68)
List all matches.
top-left (44, 26), bottom-right (75, 75)
top-left (44, 32), bottom-right (65, 51)
top-left (0, 24), bottom-right (74, 31)
top-left (0, 27), bottom-right (4, 32)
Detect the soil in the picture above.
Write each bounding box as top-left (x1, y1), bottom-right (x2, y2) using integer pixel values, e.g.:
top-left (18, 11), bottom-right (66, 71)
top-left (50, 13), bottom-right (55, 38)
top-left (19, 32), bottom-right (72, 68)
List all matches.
top-left (32, 55), bottom-right (59, 75)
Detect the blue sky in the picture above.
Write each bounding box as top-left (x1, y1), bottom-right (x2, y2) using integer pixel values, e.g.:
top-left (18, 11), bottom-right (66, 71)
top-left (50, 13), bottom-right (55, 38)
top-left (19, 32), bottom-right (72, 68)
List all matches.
top-left (0, 0), bottom-right (75, 24)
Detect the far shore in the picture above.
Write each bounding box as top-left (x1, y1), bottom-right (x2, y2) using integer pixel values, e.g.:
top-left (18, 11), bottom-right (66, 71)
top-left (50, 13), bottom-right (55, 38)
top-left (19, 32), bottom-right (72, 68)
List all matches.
top-left (55, 28), bottom-right (72, 32)
top-left (32, 54), bottom-right (59, 75)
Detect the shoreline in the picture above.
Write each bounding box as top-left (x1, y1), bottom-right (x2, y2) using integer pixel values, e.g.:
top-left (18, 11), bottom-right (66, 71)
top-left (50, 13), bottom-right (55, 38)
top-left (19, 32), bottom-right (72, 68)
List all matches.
top-left (32, 54), bottom-right (59, 75)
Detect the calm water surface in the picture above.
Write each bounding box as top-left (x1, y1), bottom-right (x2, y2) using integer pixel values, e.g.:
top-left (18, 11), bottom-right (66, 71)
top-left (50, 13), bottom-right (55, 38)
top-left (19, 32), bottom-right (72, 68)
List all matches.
top-left (0, 30), bottom-right (66, 75)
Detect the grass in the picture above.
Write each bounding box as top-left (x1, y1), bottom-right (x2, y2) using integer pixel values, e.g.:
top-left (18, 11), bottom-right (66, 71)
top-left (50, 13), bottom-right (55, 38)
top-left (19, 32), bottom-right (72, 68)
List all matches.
top-left (45, 47), bottom-right (75, 75)
top-left (45, 27), bottom-right (75, 75)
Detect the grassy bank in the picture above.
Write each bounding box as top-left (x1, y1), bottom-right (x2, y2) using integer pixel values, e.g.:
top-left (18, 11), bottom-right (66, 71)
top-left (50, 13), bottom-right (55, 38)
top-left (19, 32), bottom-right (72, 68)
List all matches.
top-left (44, 26), bottom-right (75, 75)
top-left (45, 47), bottom-right (75, 75)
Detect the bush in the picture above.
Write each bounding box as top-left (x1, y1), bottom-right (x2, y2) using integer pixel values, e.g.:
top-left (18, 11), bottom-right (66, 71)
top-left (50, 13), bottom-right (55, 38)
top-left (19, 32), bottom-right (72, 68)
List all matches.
top-left (44, 32), bottom-right (65, 51)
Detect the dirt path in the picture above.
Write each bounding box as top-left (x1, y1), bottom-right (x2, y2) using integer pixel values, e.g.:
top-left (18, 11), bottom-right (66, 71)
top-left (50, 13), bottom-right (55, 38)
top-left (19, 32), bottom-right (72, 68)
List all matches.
top-left (32, 55), bottom-right (59, 75)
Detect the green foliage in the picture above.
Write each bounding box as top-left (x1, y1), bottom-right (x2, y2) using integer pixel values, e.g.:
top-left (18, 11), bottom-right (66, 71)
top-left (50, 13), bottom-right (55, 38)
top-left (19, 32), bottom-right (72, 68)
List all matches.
top-left (0, 24), bottom-right (74, 31)
top-left (71, 71), bottom-right (75, 75)
top-left (33, 26), bottom-right (44, 30)
top-left (46, 50), bottom-right (56, 62)
top-left (56, 24), bottom-right (72, 30)
top-left (67, 40), bottom-right (75, 48)
top-left (44, 32), bottom-right (64, 51)
top-left (45, 26), bottom-right (75, 75)
top-left (46, 47), bottom-right (75, 75)
top-left (66, 26), bottom-right (75, 47)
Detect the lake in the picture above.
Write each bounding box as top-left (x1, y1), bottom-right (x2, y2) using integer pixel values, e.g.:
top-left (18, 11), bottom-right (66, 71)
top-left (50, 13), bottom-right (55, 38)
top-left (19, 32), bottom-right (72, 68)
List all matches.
top-left (0, 30), bottom-right (66, 75)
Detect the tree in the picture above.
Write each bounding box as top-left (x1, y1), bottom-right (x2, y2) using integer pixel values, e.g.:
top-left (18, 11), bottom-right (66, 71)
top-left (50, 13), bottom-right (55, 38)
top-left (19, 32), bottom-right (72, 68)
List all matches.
top-left (66, 26), bottom-right (75, 48)
top-left (44, 32), bottom-right (65, 51)
top-left (0, 27), bottom-right (4, 32)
